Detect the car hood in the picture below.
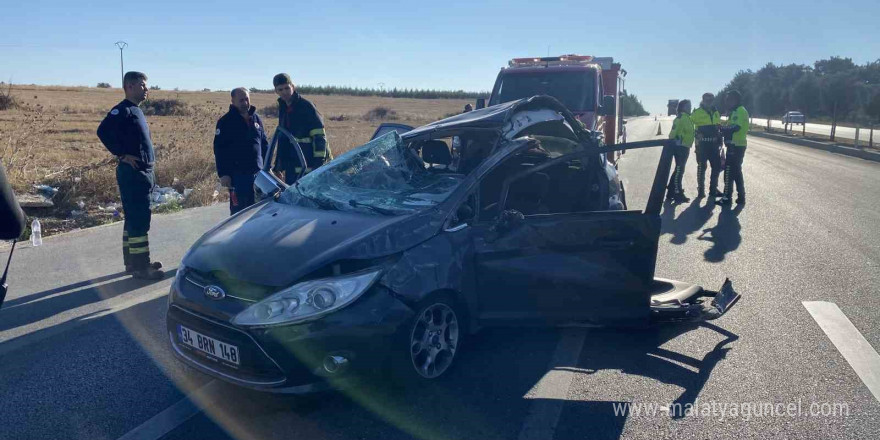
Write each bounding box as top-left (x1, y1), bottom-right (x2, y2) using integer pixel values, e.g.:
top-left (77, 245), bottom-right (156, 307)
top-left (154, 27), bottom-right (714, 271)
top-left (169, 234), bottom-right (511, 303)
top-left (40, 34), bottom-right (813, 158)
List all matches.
top-left (182, 200), bottom-right (445, 287)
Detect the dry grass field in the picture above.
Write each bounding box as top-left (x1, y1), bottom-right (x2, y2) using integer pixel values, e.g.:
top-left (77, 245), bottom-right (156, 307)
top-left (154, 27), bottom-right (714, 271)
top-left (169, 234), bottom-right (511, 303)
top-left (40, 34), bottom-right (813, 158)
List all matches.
top-left (0, 84), bottom-right (470, 236)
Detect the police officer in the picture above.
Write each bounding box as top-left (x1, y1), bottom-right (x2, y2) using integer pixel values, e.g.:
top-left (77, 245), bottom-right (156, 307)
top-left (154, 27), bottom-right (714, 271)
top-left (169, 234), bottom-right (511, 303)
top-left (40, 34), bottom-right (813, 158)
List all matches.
top-left (666, 99), bottom-right (695, 203)
top-left (213, 88), bottom-right (269, 215)
top-left (96, 71), bottom-right (163, 280)
top-left (271, 74), bottom-right (331, 184)
top-left (692, 93), bottom-right (723, 198)
top-left (717, 90), bottom-right (749, 206)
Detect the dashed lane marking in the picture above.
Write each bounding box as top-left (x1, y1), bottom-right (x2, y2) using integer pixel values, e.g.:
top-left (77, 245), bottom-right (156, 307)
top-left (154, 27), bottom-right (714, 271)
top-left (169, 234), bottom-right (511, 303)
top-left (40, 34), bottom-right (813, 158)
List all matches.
top-left (803, 301), bottom-right (880, 402)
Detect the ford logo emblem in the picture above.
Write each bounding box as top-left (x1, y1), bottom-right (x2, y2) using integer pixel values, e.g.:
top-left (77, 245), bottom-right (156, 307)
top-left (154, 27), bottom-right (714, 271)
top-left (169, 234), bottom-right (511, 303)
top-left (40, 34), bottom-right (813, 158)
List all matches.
top-left (204, 285), bottom-right (226, 300)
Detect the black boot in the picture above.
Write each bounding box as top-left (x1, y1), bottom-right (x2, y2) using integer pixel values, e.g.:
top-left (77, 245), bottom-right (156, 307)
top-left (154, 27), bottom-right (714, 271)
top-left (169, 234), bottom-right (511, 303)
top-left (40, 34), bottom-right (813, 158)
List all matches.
top-left (132, 266), bottom-right (165, 280)
top-left (126, 261), bottom-right (163, 274)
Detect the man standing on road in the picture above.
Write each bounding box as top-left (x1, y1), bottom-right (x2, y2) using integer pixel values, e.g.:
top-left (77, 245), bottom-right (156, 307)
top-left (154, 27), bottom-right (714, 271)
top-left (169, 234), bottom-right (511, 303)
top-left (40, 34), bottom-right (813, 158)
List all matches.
top-left (692, 93), bottom-right (723, 198)
top-left (271, 74), bottom-right (331, 184)
top-left (666, 100), bottom-right (695, 203)
top-left (717, 90), bottom-right (749, 206)
top-left (96, 71), bottom-right (163, 280)
top-left (213, 88), bottom-right (269, 215)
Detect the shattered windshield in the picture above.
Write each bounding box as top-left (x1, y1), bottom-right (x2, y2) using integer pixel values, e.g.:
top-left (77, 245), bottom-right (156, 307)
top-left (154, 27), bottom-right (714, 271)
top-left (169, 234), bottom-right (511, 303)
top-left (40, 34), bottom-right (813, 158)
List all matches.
top-left (278, 131), bottom-right (463, 216)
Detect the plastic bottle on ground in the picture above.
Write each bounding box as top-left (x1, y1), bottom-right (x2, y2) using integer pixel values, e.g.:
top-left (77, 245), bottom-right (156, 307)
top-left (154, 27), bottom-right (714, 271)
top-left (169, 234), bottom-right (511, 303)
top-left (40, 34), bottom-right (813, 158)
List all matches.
top-left (31, 219), bottom-right (42, 247)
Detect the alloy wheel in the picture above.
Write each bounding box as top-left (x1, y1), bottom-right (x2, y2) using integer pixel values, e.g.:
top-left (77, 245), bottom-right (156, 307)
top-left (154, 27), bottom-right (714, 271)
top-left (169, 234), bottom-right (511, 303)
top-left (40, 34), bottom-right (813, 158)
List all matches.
top-left (409, 302), bottom-right (460, 379)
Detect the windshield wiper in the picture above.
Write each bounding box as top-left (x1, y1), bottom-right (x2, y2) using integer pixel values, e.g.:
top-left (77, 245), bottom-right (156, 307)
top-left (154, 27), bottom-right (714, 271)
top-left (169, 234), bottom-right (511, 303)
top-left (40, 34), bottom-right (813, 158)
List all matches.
top-left (348, 199), bottom-right (397, 216)
top-left (295, 183), bottom-right (338, 210)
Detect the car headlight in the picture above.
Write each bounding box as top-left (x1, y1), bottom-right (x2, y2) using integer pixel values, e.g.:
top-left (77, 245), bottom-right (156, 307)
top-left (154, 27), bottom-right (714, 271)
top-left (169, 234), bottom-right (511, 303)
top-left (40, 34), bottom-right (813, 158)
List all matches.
top-left (231, 269), bottom-right (382, 327)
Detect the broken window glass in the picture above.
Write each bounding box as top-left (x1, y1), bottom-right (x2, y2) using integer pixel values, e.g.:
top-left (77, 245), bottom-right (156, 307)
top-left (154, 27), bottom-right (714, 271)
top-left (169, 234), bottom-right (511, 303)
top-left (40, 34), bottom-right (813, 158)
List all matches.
top-left (279, 131), bottom-right (463, 216)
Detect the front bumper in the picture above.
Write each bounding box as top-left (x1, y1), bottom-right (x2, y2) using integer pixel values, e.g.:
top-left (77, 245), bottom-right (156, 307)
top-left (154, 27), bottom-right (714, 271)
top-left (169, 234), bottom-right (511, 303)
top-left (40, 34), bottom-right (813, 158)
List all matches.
top-left (166, 285), bottom-right (414, 393)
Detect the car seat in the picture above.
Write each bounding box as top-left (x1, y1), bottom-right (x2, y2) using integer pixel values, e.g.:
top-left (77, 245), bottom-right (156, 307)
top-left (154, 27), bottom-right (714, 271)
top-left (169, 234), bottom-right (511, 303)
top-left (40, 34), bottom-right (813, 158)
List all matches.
top-left (421, 140), bottom-right (452, 171)
top-left (506, 172), bottom-right (550, 215)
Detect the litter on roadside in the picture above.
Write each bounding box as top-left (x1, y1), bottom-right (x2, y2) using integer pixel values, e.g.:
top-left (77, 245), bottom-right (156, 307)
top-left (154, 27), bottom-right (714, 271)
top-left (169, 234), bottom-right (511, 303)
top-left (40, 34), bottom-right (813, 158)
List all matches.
top-left (33, 184), bottom-right (59, 199)
top-left (151, 186), bottom-right (185, 208)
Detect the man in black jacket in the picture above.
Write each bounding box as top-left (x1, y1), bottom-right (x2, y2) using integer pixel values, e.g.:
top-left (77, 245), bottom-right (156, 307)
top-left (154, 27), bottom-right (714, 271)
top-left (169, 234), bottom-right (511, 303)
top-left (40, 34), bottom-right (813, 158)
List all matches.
top-left (213, 88), bottom-right (269, 215)
top-left (96, 71), bottom-right (163, 280)
top-left (272, 73), bottom-right (331, 184)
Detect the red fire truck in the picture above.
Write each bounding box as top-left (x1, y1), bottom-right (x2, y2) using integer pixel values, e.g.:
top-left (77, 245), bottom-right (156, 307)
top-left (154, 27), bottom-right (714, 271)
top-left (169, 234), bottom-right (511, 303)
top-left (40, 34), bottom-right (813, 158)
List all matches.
top-left (481, 55), bottom-right (628, 148)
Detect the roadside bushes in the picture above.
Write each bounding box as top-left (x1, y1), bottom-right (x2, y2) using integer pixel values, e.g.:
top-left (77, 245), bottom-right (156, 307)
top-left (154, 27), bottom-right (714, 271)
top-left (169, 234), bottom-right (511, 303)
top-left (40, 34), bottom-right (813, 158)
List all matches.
top-left (0, 83), bottom-right (18, 111)
top-left (364, 106), bottom-right (398, 121)
top-left (141, 99), bottom-right (193, 116)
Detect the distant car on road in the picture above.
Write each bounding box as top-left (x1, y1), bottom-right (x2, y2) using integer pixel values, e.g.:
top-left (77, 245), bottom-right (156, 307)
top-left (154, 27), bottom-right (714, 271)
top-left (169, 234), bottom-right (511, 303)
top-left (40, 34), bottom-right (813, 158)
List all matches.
top-left (782, 111), bottom-right (805, 125)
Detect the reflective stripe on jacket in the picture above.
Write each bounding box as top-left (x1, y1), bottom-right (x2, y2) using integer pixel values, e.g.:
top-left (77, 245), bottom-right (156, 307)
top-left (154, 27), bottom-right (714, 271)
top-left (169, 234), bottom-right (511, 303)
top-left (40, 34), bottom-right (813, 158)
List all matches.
top-left (691, 106), bottom-right (721, 143)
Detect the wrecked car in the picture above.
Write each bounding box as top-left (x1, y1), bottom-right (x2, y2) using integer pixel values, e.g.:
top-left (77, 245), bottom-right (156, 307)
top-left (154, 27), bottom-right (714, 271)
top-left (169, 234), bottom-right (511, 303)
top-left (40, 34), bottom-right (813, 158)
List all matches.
top-left (165, 96), bottom-right (740, 393)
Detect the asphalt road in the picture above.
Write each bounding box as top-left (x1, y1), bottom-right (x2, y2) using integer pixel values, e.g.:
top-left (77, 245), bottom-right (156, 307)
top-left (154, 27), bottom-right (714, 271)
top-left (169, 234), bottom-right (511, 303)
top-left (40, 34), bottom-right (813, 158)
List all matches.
top-left (1, 117), bottom-right (878, 440)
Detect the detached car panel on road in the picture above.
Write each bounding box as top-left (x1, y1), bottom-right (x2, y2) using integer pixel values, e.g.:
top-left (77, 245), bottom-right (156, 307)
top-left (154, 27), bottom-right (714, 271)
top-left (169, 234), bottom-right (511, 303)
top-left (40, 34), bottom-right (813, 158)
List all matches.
top-left (166, 96), bottom-right (740, 392)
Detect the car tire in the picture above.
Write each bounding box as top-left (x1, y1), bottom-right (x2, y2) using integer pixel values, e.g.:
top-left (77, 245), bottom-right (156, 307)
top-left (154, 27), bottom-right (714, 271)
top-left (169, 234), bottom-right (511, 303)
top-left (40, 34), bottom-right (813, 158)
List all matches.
top-left (393, 293), bottom-right (464, 382)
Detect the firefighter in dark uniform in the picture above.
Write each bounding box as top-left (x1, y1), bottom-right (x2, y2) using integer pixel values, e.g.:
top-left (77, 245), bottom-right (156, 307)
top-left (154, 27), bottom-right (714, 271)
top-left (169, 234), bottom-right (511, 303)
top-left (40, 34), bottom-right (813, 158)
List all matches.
top-left (717, 90), bottom-right (749, 206)
top-left (271, 73), bottom-right (331, 184)
top-left (692, 93), bottom-right (723, 198)
top-left (96, 71), bottom-right (163, 280)
top-left (666, 99), bottom-right (695, 203)
top-left (212, 88), bottom-right (269, 215)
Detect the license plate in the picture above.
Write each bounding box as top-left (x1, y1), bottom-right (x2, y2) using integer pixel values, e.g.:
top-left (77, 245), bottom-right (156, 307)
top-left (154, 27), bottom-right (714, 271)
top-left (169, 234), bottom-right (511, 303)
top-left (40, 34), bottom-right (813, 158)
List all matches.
top-left (178, 325), bottom-right (240, 365)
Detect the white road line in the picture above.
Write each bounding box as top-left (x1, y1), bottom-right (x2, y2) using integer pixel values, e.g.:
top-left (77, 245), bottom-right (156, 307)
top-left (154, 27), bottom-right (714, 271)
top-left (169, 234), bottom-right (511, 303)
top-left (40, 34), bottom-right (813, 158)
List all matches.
top-left (803, 301), bottom-right (880, 402)
top-left (518, 328), bottom-right (587, 440)
top-left (116, 380), bottom-right (220, 440)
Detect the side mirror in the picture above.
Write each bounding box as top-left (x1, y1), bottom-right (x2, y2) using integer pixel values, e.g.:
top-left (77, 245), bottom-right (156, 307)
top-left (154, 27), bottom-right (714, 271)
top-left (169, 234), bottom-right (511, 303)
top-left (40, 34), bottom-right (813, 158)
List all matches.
top-left (600, 95), bottom-right (616, 116)
top-left (456, 204), bottom-right (475, 223)
top-left (254, 170), bottom-right (285, 200)
top-left (475, 98), bottom-right (486, 110)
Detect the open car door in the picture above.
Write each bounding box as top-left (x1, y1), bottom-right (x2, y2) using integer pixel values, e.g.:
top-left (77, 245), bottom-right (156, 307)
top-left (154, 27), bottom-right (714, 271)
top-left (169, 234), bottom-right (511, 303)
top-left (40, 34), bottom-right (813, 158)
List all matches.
top-left (473, 139), bottom-right (739, 328)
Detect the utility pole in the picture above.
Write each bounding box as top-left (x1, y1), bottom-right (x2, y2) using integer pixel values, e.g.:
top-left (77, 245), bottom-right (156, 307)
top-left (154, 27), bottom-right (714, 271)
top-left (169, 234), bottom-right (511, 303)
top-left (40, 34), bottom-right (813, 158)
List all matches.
top-left (115, 41), bottom-right (128, 87)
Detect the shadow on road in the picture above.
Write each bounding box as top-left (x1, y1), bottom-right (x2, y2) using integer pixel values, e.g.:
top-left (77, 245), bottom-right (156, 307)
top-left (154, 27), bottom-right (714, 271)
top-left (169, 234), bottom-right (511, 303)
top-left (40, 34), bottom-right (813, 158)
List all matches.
top-left (164, 321), bottom-right (740, 440)
top-left (0, 294), bottom-right (200, 440)
top-left (0, 269), bottom-right (176, 333)
top-left (2, 272), bottom-right (129, 308)
top-left (698, 205), bottom-right (744, 262)
top-left (166, 328), bottom-right (566, 440)
top-left (574, 321), bottom-right (739, 425)
top-left (661, 198), bottom-right (717, 245)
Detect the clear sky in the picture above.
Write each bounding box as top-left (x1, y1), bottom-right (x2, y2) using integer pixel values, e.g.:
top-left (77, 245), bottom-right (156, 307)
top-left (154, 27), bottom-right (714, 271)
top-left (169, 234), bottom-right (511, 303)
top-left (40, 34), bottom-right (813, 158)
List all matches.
top-left (2, 0), bottom-right (877, 114)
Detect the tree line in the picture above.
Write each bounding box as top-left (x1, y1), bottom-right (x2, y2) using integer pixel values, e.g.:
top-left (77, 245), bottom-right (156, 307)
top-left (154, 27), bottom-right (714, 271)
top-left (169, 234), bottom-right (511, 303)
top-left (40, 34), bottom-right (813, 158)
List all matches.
top-left (248, 83), bottom-right (650, 117)
top-left (716, 57), bottom-right (880, 131)
top-left (621, 93), bottom-right (649, 117)
top-left (250, 85), bottom-right (487, 100)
